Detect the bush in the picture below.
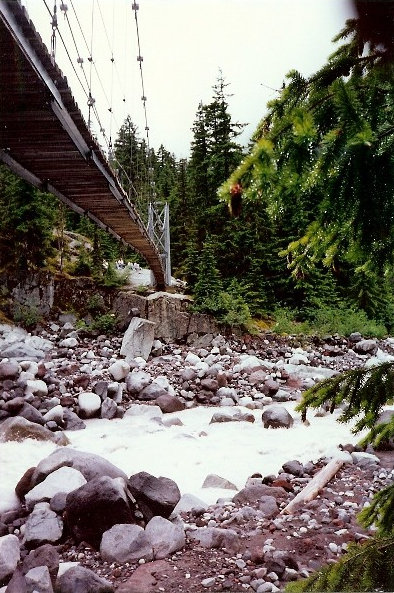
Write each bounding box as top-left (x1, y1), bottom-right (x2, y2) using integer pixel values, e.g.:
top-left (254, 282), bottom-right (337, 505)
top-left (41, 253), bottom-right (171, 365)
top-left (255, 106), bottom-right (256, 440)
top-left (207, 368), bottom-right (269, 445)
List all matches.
top-left (13, 303), bottom-right (42, 329)
top-left (272, 304), bottom-right (387, 338)
top-left (90, 313), bottom-right (118, 334)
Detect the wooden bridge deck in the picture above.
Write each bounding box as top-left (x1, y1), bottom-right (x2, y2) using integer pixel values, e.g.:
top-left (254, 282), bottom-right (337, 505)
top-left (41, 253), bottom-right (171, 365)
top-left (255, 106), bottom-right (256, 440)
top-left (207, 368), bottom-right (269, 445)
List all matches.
top-left (0, 0), bottom-right (165, 288)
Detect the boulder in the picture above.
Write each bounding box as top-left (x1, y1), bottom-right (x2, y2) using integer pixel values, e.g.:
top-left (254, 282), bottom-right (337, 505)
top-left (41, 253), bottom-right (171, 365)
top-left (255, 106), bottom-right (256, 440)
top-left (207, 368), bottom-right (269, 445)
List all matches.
top-left (0, 417), bottom-right (58, 443)
top-left (187, 527), bottom-right (240, 553)
top-left (1, 566), bottom-right (26, 593)
top-left (25, 467), bottom-right (87, 510)
top-left (0, 360), bottom-right (20, 379)
top-left (353, 339), bottom-right (378, 354)
top-left (233, 484), bottom-right (287, 504)
top-left (202, 474), bottom-right (238, 490)
top-left (146, 292), bottom-right (193, 341)
top-left (55, 566), bottom-right (113, 593)
top-left (120, 318), bottom-right (155, 362)
top-left (22, 544), bottom-right (59, 586)
top-left (65, 476), bottom-right (137, 548)
top-left (125, 370), bottom-right (152, 395)
top-left (281, 460), bottom-right (304, 477)
top-left (100, 524), bottom-right (153, 563)
top-left (155, 393), bottom-right (185, 413)
top-left (145, 516), bottom-right (185, 559)
top-left (100, 397), bottom-right (118, 420)
top-left (78, 392), bottom-right (101, 418)
top-left (25, 379), bottom-right (48, 397)
top-left (15, 402), bottom-right (46, 426)
top-left (25, 565), bottom-right (53, 593)
top-left (139, 383), bottom-right (169, 401)
top-left (23, 502), bottom-right (63, 548)
top-left (172, 493), bottom-right (209, 516)
top-left (128, 471), bottom-right (181, 522)
top-left (124, 404), bottom-right (162, 421)
top-left (0, 534), bottom-right (20, 581)
top-left (261, 406), bottom-right (294, 429)
top-left (62, 408), bottom-right (86, 431)
top-left (108, 360), bottom-right (130, 381)
top-left (30, 448), bottom-right (128, 487)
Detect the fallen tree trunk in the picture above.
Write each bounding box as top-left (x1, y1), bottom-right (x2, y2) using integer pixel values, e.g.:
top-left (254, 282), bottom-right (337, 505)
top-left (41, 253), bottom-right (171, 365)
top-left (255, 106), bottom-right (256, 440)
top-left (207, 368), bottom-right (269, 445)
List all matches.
top-left (281, 458), bottom-right (345, 515)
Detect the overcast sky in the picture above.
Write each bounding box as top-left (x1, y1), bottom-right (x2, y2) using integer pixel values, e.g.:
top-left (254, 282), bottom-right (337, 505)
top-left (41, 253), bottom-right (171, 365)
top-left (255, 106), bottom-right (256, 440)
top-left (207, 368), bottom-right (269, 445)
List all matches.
top-left (22, 0), bottom-right (356, 158)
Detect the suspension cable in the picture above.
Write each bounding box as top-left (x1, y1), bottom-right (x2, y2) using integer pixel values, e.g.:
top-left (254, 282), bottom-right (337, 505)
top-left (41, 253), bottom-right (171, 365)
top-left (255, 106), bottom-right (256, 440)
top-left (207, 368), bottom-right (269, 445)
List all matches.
top-left (132, 2), bottom-right (155, 201)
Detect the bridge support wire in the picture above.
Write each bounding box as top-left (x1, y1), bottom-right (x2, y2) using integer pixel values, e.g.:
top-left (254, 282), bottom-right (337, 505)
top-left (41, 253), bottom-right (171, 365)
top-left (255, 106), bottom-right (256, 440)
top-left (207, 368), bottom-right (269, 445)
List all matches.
top-left (147, 202), bottom-right (171, 287)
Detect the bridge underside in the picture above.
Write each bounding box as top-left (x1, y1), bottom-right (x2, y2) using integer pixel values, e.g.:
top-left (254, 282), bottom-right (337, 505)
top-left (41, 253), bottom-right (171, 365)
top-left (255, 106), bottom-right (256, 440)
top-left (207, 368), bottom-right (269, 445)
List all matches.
top-left (0, 0), bottom-right (165, 288)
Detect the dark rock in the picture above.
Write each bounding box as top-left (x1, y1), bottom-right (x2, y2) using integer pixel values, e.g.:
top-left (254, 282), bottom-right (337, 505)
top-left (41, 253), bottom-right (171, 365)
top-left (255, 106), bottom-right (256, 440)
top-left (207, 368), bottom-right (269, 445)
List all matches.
top-left (155, 393), bottom-right (185, 413)
top-left (15, 466), bottom-right (36, 500)
top-left (65, 476), bottom-right (137, 549)
top-left (63, 408), bottom-right (86, 430)
top-left (55, 565), bottom-right (113, 593)
top-left (233, 484), bottom-right (287, 504)
top-left (139, 384), bottom-right (169, 401)
top-left (281, 460), bottom-right (304, 477)
top-left (22, 543), bottom-right (59, 585)
top-left (262, 405), bottom-right (294, 429)
top-left (128, 471), bottom-right (181, 522)
top-left (3, 567), bottom-right (27, 593)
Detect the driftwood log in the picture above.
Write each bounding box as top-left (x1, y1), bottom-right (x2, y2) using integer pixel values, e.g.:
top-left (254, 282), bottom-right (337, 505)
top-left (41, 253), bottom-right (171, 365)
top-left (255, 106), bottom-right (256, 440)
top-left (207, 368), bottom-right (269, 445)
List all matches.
top-left (281, 458), bottom-right (345, 515)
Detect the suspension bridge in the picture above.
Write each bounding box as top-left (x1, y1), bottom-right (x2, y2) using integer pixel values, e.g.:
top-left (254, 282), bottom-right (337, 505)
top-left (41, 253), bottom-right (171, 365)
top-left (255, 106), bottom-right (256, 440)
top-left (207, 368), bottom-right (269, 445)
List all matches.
top-left (0, 0), bottom-right (170, 289)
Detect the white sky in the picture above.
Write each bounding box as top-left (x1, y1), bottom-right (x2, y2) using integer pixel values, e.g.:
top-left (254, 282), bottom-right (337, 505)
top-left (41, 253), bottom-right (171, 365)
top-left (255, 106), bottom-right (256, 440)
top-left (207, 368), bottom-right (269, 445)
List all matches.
top-left (21, 0), bottom-right (357, 158)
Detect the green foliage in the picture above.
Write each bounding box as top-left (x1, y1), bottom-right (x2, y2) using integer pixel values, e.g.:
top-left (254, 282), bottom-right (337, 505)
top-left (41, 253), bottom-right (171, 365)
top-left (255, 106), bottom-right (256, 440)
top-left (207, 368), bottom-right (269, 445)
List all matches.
top-left (296, 361), bottom-right (394, 433)
top-left (358, 484), bottom-right (394, 537)
top-left (71, 249), bottom-right (93, 277)
top-left (272, 304), bottom-right (387, 338)
top-left (86, 294), bottom-right (106, 315)
top-left (285, 536), bottom-right (394, 592)
top-left (309, 304), bottom-right (387, 338)
top-left (90, 313), bottom-right (117, 334)
top-left (12, 303), bottom-right (42, 329)
top-left (99, 263), bottom-right (130, 288)
top-left (0, 166), bottom-right (58, 271)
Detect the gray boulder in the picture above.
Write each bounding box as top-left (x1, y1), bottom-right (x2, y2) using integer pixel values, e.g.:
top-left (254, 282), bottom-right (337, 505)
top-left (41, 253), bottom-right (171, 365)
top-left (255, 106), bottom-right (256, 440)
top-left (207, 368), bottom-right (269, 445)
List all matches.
top-left (120, 318), bottom-right (155, 362)
top-left (100, 397), bottom-right (118, 420)
top-left (65, 476), bottom-right (137, 549)
top-left (22, 544), bottom-right (59, 586)
top-left (23, 502), bottom-right (63, 548)
top-left (125, 370), bottom-right (152, 395)
top-left (55, 566), bottom-right (113, 593)
top-left (0, 534), bottom-right (20, 581)
top-left (187, 527), bottom-right (240, 553)
top-left (62, 408), bottom-right (86, 431)
top-left (0, 360), bottom-right (20, 379)
top-left (261, 405), bottom-right (294, 429)
top-left (281, 460), bottom-right (304, 477)
top-left (172, 493), bottom-right (209, 515)
top-left (145, 516), bottom-right (185, 559)
top-left (25, 467), bottom-right (87, 510)
top-left (353, 339), bottom-right (378, 354)
top-left (25, 565), bottom-right (54, 593)
top-left (202, 474), bottom-right (238, 490)
top-left (128, 471), bottom-right (181, 522)
top-left (100, 524), bottom-right (153, 563)
top-left (30, 448), bottom-right (128, 487)
top-left (139, 383), bottom-right (169, 401)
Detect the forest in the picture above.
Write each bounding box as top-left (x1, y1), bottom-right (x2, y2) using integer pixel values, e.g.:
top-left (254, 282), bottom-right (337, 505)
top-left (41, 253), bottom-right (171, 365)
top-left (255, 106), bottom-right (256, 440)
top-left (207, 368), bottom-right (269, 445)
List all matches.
top-left (1, 13), bottom-right (393, 338)
top-left (0, 6), bottom-right (393, 591)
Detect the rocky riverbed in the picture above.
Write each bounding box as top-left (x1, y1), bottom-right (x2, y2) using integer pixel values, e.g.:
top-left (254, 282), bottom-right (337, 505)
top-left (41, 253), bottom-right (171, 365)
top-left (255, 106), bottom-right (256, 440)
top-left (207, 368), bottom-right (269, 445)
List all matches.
top-left (0, 319), bottom-right (393, 593)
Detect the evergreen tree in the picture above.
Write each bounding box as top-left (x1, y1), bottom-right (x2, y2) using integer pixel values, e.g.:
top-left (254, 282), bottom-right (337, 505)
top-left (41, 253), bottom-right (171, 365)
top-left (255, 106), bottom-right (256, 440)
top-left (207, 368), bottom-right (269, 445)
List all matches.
top-left (0, 166), bottom-right (57, 271)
